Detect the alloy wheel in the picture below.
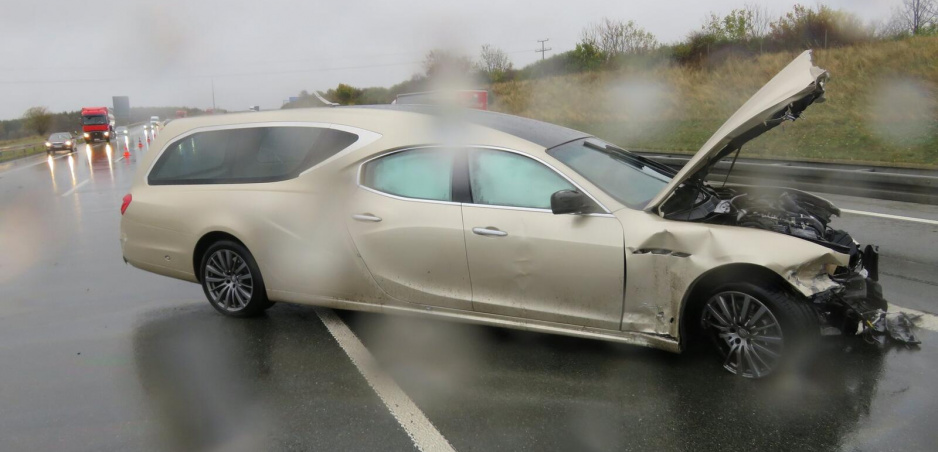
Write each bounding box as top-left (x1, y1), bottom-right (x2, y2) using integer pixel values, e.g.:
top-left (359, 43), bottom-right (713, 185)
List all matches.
top-left (204, 249), bottom-right (254, 312)
top-left (701, 291), bottom-right (784, 378)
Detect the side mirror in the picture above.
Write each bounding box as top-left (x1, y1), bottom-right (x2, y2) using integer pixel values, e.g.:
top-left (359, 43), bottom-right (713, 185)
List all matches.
top-left (550, 189), bottom-right (601, 215)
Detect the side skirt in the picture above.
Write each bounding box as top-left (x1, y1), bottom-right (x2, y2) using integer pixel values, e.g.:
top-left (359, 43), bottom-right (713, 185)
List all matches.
top-left (268, 289), bottom-right (681, 353)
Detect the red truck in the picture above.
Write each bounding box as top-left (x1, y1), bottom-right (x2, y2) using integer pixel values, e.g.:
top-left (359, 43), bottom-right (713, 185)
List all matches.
top-left (81, 107), bottom-right (115, 143)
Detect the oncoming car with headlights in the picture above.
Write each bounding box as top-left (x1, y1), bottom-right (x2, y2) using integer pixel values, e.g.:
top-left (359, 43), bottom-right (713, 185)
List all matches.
top-left (45, 132), bottom-right (75, 153)
top-left (120, 51), bottom-right (889, 378)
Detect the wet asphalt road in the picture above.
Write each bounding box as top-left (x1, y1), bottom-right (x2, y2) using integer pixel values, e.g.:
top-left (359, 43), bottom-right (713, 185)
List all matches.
top-left (1, 129), bottom-right (937, 451)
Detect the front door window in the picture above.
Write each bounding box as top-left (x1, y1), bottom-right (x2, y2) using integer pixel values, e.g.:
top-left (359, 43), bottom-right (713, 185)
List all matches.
top-left (468, 148), bottom-right (573, 209)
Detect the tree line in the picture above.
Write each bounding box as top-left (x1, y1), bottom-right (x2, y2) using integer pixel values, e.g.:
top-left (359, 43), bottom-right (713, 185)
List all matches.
top-left (286, 0), bottom-right (938, 107)
top-left (1, 106), bottom-right (206, 142)
top-left (0, 108), bottom-right (82, 142)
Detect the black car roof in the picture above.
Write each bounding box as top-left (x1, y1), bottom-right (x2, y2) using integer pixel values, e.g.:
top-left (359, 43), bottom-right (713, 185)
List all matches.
top-left (350, 104), bottom-right (591, 149)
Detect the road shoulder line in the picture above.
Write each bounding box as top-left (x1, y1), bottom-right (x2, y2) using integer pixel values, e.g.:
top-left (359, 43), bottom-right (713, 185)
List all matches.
top-left (0, 153), bottom-right (69, 176)
top-left (890, 304), bottom-right (938, 332)
top-left (314, 307), bottom-right (456, 452)
top-left (841, 208), bottom-right (938, 226)
top-left (60, 179), bottom-right (89, 196)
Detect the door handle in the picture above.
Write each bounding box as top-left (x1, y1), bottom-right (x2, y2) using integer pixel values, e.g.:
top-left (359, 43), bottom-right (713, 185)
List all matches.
top-left (352, 213), bottom-right (382, 222)
top-left (472, 227), bottom-right (507, 237)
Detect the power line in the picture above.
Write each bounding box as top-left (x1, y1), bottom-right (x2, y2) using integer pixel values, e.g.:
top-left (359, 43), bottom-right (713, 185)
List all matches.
top-left (0, 44), bottom-right (551, 86)
top-left (535, 38), bottom-right (552, 60)
top-left (0, 60), bottom-right (424, 85)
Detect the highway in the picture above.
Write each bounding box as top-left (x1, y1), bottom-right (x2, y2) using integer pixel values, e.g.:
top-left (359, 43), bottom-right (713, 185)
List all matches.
top-left (1, 127), bottom-right (937, 451)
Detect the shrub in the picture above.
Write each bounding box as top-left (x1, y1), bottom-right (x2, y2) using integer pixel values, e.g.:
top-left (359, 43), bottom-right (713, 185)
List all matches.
top-left (769, 4), bottom-right (873, 49)
top-left (568, 42), bottom-right (604, 72)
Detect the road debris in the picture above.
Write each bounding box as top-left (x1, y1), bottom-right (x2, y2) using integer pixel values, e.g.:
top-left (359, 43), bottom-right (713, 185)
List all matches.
top-left (861, 310), bottom-right (921, 346)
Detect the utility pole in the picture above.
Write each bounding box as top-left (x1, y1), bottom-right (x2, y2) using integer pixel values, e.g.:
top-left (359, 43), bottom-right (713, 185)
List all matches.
top-left (536, 38), bottom-right (551, 60)
top-left (211, 77), bottom-right (217, 111)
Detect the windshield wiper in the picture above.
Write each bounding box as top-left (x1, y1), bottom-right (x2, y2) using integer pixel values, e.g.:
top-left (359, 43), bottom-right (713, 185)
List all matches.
top-left (583, 140), bottom-right (677, 176)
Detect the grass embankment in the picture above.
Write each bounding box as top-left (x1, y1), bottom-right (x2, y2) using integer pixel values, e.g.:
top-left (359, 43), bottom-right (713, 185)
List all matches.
top-left (490, 37), bottom-right (938, 168)
top-left (0, 135), bottom-right (43, 148)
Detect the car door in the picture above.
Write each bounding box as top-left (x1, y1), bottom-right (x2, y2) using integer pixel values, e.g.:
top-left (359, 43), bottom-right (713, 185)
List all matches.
top-left (345, 148), bottom-right (473, 311)
top-left (461, 148), bottom-right (625, 330)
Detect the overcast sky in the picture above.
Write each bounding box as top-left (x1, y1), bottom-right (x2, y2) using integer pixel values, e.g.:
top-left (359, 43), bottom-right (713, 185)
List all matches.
top-left (0, 0), bottom-right (897, 120)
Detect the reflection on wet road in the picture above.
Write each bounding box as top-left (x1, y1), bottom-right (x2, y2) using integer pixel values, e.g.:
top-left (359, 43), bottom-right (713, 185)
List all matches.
top-left (1, 126), bottom-right (937, 450)
top-left (132, 303), bottom-right (937, 451)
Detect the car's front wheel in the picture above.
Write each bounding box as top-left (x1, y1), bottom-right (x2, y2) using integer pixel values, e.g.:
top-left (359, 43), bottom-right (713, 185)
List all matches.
top-left (700, 283), bottom-right (818, 378)
top-left (200, 240), bottom-right (271, 317)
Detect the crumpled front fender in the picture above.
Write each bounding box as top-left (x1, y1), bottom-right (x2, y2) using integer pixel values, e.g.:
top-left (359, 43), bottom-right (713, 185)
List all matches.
top-left (784, 255), bottom-right (844, 297)
top-left (615, 208), bottom-right (849, 339)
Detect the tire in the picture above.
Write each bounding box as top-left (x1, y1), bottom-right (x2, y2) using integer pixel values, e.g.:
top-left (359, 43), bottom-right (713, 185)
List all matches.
top-left (699, 282), bottom-right (818, 378)
top-left (199, 240), bottom-right (271, 317)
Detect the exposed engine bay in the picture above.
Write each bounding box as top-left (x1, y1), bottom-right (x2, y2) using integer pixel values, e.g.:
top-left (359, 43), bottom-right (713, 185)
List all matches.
top-left (662, 183), bottom-right (847, 250)
top-left (661, 180), bottom-right (920, 345)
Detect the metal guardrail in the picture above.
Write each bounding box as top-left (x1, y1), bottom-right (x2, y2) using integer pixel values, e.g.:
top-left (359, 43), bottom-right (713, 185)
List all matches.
top-left (0, 123), bottom-right (149, 162)
top-left (638, 152), bottom-right (938, 206)
top-left (0, 141), bottom-right (47, 161)
top-left (2, 137), bottom-right (935, 204)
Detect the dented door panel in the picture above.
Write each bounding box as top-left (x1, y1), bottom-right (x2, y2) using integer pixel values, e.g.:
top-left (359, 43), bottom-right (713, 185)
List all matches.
top-left (463, 206), bottom-right (625, 330)
top-left (345, 188), bottom-right (473, 311)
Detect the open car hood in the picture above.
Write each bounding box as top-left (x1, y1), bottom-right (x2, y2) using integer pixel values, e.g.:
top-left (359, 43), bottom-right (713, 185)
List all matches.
top-left (644, 50), bottom-right (829, 213)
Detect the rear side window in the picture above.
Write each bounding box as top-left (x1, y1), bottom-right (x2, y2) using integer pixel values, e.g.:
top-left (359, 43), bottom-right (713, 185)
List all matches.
top-left (149, 130), bottom-right (228, 181)
top-left (148, 126), bottom-right (358, 185)
top-left (360, 149), bottom-right (454, 202)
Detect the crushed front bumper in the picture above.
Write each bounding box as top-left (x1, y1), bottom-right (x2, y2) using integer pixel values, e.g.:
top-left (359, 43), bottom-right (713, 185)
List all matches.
top-left (810, 245), bottom-right (920, 345)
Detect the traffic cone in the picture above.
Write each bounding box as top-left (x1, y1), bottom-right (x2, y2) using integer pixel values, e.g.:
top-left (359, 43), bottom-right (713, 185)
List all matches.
top-left (123, 149), bottom-right (131, 158)
top-left (147, 135), bottom-right (151, 144)
top-left (137, 138), bottom-right (143, 149)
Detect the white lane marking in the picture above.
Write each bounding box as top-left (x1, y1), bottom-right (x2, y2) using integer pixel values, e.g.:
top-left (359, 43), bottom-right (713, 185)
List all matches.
top-left (0, 153), bottom-right (69, 175)
top-left (841, 209), bottom-right (938, 226)
top-left (60, 179), bottom-right (89, 197)
top-left (314, 308), bottom-right (456, 452)
top-left (115, 156), bottom-right (124, 162)
top-left (890, 304), bottom-right (938, 332)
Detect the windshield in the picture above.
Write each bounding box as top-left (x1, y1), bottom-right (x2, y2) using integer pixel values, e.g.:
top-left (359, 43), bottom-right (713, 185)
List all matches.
top-left (82, 115), bottom-right (108, 125)
top-left (548, 138), bottom-right (672, 209)
top-left (49, 133), bottom-right (70, 140)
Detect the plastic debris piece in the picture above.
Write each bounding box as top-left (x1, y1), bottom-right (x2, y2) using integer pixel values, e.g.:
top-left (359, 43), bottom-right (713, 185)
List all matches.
top-left (861, 310), bottom-right (921, 346)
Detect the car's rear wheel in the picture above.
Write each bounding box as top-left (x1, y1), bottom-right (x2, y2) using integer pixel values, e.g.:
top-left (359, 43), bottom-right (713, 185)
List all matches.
top-left (700, 283), bottom-right (818, 378)
top-left (200, 240), bottom-right (271, 317)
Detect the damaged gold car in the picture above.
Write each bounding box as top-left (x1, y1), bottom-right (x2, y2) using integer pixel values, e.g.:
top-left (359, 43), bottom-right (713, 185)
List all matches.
top-left (120, 50), bottom-right (888, 378)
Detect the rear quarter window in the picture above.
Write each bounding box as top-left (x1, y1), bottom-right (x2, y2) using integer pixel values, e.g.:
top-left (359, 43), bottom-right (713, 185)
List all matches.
top-left (148, 126), bottom-right (358, 185)
top-left (360, 149), bottom-right (455, 202)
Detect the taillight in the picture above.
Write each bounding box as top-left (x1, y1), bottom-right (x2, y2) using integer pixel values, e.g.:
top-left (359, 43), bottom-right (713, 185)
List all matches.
top-left (121, 193), bottom-right (132, 215)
